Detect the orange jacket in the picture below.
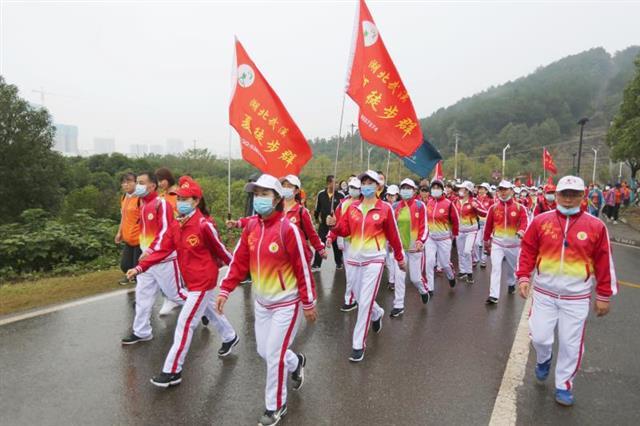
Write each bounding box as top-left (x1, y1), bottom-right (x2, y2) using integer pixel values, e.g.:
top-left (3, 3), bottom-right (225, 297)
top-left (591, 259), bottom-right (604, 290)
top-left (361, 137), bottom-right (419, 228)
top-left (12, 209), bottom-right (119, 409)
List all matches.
top-left (119, 194), bottom-right (140, 246)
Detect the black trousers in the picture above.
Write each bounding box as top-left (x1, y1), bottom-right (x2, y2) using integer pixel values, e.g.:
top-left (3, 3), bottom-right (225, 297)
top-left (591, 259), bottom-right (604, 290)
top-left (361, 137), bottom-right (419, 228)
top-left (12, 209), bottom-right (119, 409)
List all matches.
top-left (120, 243), bottom-right (142, 273)
top-left (312, 224), bottom-right (343, 268)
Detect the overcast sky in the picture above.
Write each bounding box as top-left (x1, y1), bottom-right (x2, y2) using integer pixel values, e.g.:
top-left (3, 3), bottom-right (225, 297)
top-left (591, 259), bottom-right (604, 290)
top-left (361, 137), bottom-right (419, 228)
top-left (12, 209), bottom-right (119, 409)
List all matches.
top-left (2, 0), bottom-right (639, 156)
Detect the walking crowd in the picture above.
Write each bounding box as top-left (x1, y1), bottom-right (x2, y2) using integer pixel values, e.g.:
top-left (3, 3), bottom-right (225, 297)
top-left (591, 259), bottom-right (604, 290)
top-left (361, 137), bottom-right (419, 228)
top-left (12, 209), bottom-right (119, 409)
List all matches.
top-left (116, 166), bottom-right (620, 425)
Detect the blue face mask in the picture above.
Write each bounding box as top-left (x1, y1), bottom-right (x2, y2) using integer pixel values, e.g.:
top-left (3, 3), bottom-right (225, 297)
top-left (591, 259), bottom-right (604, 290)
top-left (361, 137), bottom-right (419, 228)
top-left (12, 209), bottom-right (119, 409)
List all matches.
top-left (134, 184), bottom-right (148, 197)
top-left (282, 188), bottom-right (295, 200)
top-left (361, 184), bottom-right (377, 198)
top-left (400, 189), bottom-right (414, 200)
top-left (348, 188), bottom-right (361, 198)
top-left (177, 201), bottom-right (195, 216)
top-left (557, 205), bottom-right (580, 216)
top-left (253, 196), bottom-right (275, 216)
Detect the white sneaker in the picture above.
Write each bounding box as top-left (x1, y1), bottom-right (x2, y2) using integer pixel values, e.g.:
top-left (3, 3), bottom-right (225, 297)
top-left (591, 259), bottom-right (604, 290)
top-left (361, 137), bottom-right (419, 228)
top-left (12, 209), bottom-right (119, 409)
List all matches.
top-left (613, 221), bottom-right (618, 225)
top-left (158, 299), bottom-right (179, 316)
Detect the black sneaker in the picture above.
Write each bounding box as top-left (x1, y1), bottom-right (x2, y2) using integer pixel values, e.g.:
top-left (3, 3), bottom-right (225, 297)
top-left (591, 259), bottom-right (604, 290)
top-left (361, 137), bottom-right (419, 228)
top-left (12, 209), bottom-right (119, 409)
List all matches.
top-left (428, 290), bottom-right (434, 298)
top-left (457, 272), bottom-right (467, 280)
top-left (508, 285), bottom-right (516, 295)
top-left (291, 353), bottom-right (306, 390)
top-left (480, 262), bottom-right (487, 269)
top-left (201, 316), bottom-right (209, 326)
top-left (258, 405), bottom-right (287, 426)
top-left (349, 348), bottom-right (365, 362)
top-left (372, 316), bottom-right (382, 333)
top-left (336, 264), bottom-right (344, 270)
top-left (340, 302), bottom-right (357, 312)
top-left (150, 371), bottom-right (182, 388)
top-left (449, 277), bottom-right (456, 288)
top-left (421, 292), bottom-right (431, 304)
top-left (485, 297), bottom-right (499, 305)
top-left (466, 274), bottom-right (474, 284)
top-left (121, 333), bottom-right (152, 345)
top-left (387, 282), bottom-right (395, 291)
top-left (390, 307), bottom-right (405, 318)
top-left (218, 334), bottom-right (240, 357)
top-left (119, 276), bottom-right (131, 286)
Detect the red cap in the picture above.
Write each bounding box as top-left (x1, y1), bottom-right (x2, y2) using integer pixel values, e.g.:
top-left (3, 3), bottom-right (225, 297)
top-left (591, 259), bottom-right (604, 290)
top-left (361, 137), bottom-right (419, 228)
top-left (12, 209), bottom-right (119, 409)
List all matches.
top-left (544, 184), bottom-right (556, 193)
top-left (176, 176), bottom-right (203, 198)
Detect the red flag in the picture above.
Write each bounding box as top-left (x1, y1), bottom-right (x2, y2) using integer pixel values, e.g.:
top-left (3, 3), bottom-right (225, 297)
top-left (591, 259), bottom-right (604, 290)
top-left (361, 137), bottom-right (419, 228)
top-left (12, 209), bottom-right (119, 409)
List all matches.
top-left (433, 161), bottom-right (443, 180)
top-left (547, 176), bottom-right (554, 185)
top-left (346, 0), bottom-right (423, 157)
top-left (526, 173), bottom-right (533, 187)
top-left (229, 39), bottom-right (312, 176)
top-left (543, 148), bottom-right (558, 175)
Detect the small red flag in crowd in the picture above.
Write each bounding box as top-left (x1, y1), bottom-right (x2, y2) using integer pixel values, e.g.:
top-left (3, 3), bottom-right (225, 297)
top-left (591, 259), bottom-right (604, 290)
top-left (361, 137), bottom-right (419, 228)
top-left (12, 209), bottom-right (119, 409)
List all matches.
top-left (526, 173), bottom-right (534, 187)
top-left (345, 0), bottom-right (423, 157)
top-left (229, 38), bottom-right (312, 176)
top-left (543, 148), bottom-right (558, 175)
top-left (433, 161), bottom-right (443, 180)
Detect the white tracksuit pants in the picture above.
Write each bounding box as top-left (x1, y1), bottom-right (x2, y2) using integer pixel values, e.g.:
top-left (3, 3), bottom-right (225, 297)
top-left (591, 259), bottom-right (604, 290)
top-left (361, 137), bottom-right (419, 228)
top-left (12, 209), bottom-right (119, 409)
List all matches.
top-left (349, 260), bottom-right (385, 350)
top-left (393, 250), bottom-right (428, 309)
top-left (385, 248), bottom-right (395, 284)
top-left (255, 301), bottom-right (301, 411)
top-left (133, 259), bottom-right (187, 338)
top-left (343, 241), bottom-right (356, 305)
top-left (456, 231), bottom-right (478, 274)
top-left (529, 290), bottom-right (590, 391)
top-left (425, 238), bottom-right (455, 292)
top-left (477, 223), bottom-right (487, 264)
top-left (162, 289), bottom-right (237, 374)
top-left (488, 243), bottom-right (519, 299)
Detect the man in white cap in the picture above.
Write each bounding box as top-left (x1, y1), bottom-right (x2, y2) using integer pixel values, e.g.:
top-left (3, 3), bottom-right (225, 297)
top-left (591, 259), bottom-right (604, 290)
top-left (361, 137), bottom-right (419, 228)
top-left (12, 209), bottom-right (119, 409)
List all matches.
top-left (483, 180), bottom-right (529, 304)
top-left (516, 175), bottom-right (617, 406)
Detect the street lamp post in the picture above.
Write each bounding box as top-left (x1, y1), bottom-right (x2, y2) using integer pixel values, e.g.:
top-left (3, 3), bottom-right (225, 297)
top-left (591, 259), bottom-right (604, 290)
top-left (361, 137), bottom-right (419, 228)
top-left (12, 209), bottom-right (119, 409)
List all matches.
top-left (572, 153), bottom-right (577, 174)
top-left (591, 147), bottom-right (598, 184)
top-left (502, 143), bottom-right (510, 178)
top-left (454, 132), bottom-right (459, 180)
top-left (367, 147), bottom-right (373, 170)
top-left (576, 117), bottom-right (590, 175)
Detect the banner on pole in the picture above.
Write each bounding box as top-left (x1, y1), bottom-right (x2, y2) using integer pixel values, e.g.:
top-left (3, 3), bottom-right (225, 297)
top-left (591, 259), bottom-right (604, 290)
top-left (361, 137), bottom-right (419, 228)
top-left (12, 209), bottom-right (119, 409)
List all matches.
top-left (403, 138), bottom-right (442, 178)
top-left (543, 148), bottom-right (558, 175)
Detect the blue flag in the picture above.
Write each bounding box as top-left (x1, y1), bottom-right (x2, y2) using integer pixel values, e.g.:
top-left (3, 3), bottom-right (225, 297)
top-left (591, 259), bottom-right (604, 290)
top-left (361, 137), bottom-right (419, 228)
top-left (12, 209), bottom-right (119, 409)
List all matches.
top-left (402, 138), bottom-right (442, 178)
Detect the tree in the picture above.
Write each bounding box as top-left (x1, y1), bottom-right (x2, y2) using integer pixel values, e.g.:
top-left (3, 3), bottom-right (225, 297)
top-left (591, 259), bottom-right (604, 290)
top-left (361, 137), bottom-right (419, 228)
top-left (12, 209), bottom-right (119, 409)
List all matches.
top-left (607, 55), bottom-right (640, 180)
top-left (0, 76), bottom-right (66, 223)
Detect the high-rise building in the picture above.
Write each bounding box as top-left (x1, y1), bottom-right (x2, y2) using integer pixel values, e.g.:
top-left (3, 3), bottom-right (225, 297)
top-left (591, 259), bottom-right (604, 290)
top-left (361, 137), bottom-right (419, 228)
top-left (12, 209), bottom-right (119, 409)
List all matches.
top-left (166, 138), bottom-right (184, 155)
top-left (53, 123), bottom-right (79, 155)
top-left (149, 144), bottom-right (164, 155)
top-left (130, 144), bottom-right (148, 157)
top-left (93, 137), bottom-right (115, 154)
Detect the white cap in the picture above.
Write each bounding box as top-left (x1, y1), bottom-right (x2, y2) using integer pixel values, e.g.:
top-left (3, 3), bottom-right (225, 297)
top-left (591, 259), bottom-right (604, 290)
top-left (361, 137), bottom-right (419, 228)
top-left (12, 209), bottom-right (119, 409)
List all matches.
top-left (513, 186), bottom-right (522, 194)
top-left (386, 184), bottom-right (399, 195)
top-left (245, 174), bottom-right (284, 197)
top-left (498, 180), bottom-right (513, 189)
top-left (556, 175), bottom-right (585, 192)
top-left (457, 180), bottom-right (474, 192)
top-left (347, 177), bottom-right (361, 189)
top-left (399, 178), bottom-right (418, 189)
top-left (280, 174), bottom-right (301, 188)
top-left (358, 170), bottom-right (382, 185)
top-left (479, 182), bottom-right (491, 191)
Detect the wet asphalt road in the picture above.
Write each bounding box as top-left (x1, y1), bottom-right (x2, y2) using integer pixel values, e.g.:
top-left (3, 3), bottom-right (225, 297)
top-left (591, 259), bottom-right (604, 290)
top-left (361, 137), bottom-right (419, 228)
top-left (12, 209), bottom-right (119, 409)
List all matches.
top-left (1, 245), bottom-right (637, 426)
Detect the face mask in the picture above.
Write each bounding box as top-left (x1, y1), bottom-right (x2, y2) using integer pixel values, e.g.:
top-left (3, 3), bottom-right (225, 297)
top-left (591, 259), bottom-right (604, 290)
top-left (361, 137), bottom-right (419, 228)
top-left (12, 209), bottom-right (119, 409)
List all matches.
top-left (499, 194), bottom-right (512, 202)
top-left (341, 183), bottom-right (348, 191)
top-left (431, 189), bottom-right (443, 198)
top-left (557, 205), bottom-right (580, 216)
top-left (458, 190), bottom-right (465, 197)
top-left (400, 189), bottom-right (414, 200)
top-left (545, 194), bottom-right (555, 202)
top-left (379, 179), bottom-right (385, 187)
top-left (253, 196), bottom-right (275, 216)
top-left (361, 184), bottom-right (376, 198)
top-left (282, 188), bottom-right (295, 200)
top-left (134, 184), bottom-right (148, 197)
top-left (177, 201), bottom-right (195, 216)
top-left (349, 188), bottom-right (361, 198)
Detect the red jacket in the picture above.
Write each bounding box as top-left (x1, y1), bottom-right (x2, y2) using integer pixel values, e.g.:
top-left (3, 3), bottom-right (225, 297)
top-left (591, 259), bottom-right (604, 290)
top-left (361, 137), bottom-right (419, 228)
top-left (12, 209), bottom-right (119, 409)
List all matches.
top-left (328, 199), bottom-right (404, 264)
top-left (426, 196), bottom-right (460, 240)
top-left (455, 197), bottom-right (487, 232)
top-left (284, 202), bottom-right (325, 256)
top-left (483, 198), bottom-right (528, 248)
top-left (220, 211), bottom-right (316, 310)
top-left (392, 198), bottom-right (428, 251)
top-left (139, 192), bottom-right (175, 261)
top-left (476, 194), bottom-right (493, 223)
top-left (135, 210), bottom-right (232, 291)
top-left (517, 210), bottom-right (617, 301)
top-left (534, 198), bottom-right (556, 216)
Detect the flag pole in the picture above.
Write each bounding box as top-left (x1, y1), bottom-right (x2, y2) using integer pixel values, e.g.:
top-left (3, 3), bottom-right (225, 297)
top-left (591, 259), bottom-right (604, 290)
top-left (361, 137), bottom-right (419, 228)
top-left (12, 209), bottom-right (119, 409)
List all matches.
top-left (543, 147), bottom-right (546, 182)
top-left (331, 92), bottom-right (347, 214)
top-left (227, 128), bottom-right (232, 220)
top-left (385, 150), bottom-right (391, 178)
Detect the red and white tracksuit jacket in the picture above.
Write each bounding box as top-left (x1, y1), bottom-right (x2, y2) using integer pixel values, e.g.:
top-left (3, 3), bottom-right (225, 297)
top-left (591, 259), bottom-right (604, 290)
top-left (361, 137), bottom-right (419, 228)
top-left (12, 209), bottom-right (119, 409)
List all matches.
top-left (455, 197), bottom-right (487, 272)
top-left (475, 194), bottom-right (493, 262)
top-left (284, 203), bottom-right (325, 260)
top-left (516, 210), bottom-right (617, 391)
top-left (425, 196), bottom-right (460, 285)
top-left (138, 192), bottom-right (176, 261)
top-left (220, 211), bottom-right (316, 310)
top-left (483, 199), bottom-right (528, 249)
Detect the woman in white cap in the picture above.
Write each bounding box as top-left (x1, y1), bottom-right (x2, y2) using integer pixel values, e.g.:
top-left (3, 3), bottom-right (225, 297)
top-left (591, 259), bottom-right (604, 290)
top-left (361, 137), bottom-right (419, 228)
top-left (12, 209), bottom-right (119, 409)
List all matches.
top-left (389, 178), bottom-right (430, 317)
top-left (216, 174), bottom-right (317, 426)
top-left (384, 184), bottom-right (400, 291)
top-left (476, 183), bottom-right (493, 268)
top-left (325, 170), bottom-right (405, 362)
top-left (335, 177), bottom-right (363, 312)
top-left (454, 181), bottom-right (487, 283)
top-left (280, 175), bottom-right (327, 264)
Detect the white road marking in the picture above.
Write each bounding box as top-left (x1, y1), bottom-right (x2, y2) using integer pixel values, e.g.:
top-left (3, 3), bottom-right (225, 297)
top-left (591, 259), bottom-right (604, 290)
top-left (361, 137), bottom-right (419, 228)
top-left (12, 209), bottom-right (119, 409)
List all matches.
top-left (489, 295), bottom-right (533, 425)
top-left (611, 241), bottom-right (640, 250)
top-left (0, 288), bottom-right (135, 326)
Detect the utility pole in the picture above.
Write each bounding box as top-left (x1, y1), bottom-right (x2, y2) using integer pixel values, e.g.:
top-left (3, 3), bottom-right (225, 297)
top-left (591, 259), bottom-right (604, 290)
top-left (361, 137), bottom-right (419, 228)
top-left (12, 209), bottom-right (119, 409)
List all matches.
top-left (572, 153), bottom-right (577, 174)
top-left (618, 162), bottom-right (623, 181)
top-left (454, 132), bottom-right (459, 180)
top-left (591, 147), bottom-right (598, 184)
top-left (576, 117), bottom-right (589, 175)
top-left (367, 147), bottom-right (373, 170)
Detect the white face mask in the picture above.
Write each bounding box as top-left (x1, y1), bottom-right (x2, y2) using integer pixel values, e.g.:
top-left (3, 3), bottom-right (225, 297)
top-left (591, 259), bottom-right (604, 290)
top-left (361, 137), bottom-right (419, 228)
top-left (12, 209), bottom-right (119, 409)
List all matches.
top-left (458, 190), bottom-right (465, 197)
top-left (431, 189), bottom-right (443, 198)
top-left (545, 194), bottom-right (555, 202)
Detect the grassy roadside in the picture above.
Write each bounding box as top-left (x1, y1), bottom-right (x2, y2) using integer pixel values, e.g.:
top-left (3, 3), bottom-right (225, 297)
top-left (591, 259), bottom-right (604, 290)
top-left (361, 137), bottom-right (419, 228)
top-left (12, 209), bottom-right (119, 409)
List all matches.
top-left (0, 268), bottom-right (127, 316)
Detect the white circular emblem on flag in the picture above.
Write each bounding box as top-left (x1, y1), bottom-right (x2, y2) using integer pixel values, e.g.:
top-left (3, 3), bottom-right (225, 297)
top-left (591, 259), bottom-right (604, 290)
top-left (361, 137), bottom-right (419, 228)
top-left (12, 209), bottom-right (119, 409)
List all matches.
top-left (362, 21), bottom-right (379, 47)
top-left (237, 64), bottom-right (255, 88)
